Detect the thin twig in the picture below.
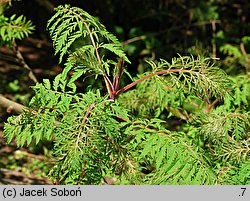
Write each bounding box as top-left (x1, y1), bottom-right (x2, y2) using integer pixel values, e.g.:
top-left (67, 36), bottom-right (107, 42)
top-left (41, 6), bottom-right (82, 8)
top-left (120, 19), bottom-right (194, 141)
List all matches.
top-left (217, 166), bottom-right (229, 177)
top-left (204, 86), bottom-right (211, 113)
top-left (77, 161), bottom-right (87, 185)
top-left (24, 151), bottom-right (55, 162)
top-left (82, 104), bottom-right (95, 125)
top-left (12, 39), bottom-right (38, 83)
top-left (25, 37), bottom-right (52, 47)
top-left (120, 20), bottom-right (221, 47)
top-left (240, 42), bottom-right (248, 57)
top-left (211, 20), bottom-right (217, 60)
top-left (102, 135), bottom-right (123, 153)
top-left (240, 42), bottom-right (249, 71)
top-left (76, 103), bottom-right (95, 146)
top-left (192, 20), bottom-right (221, 27)
top-left (121, 35), bottom-right (146, 46)
top-left (207, 98), bottom-right (219, 112)
top-left (0, 53), bottom-right (19, 63)
top-left (191, 102), bottom-right (200, 108)
top-left (166, 103), bottom-right (188, 120)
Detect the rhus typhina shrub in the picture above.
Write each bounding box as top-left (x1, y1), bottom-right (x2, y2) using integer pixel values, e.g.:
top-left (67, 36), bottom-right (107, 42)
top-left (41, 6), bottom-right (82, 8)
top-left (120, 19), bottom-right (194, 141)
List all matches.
top-left (4, 5), bottom-right (249, 185)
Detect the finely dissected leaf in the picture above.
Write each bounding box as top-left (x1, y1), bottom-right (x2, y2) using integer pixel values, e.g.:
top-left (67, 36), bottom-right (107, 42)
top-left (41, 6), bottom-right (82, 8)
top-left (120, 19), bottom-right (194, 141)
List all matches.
top-left (140, 137), bottom-right (154, 158)
top-left (35, 127), bottom-right (43, 145)
top-left (43, 79), bottom-right (51, 90)
top-left (194, 109), bottom-right (249, 141)
top-left (20, 124), bottom-right (31, 147)
top-left (111, 105), bottom-right (130, 122)
top-left (235, 159), bottom-right (250, 184)
top-left (99, 29), bottom-right (120, 46)
top-left (155, 143), bottom-right (167, 169)
top-left (220, 44), bottom-right (242, 58)
top-left (67, 69), bottom-right (85, 92)
top-left (53, 74), bottom-right (61, 91)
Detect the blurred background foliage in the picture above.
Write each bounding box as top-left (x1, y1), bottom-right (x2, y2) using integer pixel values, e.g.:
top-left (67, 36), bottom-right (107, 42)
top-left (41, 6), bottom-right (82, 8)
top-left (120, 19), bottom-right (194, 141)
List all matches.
top-left (0, 0), bottom-right (249, 183)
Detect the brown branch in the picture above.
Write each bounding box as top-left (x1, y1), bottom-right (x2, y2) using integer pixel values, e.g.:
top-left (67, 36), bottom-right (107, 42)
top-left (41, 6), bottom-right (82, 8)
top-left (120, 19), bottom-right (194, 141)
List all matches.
top-left (0, 168), bottom-right (52, 185)
top-left (82, 103), bottom-right (95, 125)
top-left (0, 52), bottom-right (19, 63)
top-left (25, 37), bottom-right (52, 47)
top-left (116, 114), bottom-right (128, 122)
top-left (205, 86), bottom-right (211, 105)
top-left (204, 86), bottom-right (211, 113)
top-left (12, 39), bottom-right (38, 83)
top-left (166, 103), bottom-right (188, 120)
top-left (240, 42), bottom-right (248, 56)
top-left (0, 94), bottom-right (26, 114)
top-left (58, 173), bottom-right (68, 184)
top-left (102, 135), bottom-right (123, 153)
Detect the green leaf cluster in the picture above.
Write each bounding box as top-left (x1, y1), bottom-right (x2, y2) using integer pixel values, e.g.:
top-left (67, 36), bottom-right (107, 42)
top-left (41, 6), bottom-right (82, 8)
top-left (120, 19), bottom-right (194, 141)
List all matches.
top-left (47, 4), bottom-right (129, 64)
top-left (0, 1), bottom-right (34, 45)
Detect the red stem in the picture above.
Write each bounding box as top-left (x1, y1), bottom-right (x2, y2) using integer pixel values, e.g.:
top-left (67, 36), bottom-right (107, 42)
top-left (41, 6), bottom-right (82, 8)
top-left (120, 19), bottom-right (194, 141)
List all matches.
top-left (115, 68), bottom-right (191, 97)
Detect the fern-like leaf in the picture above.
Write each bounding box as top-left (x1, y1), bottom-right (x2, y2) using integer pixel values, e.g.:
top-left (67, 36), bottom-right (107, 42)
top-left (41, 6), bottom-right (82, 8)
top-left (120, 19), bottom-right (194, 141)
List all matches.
top-left (47, 4), bottom-right (129, 64)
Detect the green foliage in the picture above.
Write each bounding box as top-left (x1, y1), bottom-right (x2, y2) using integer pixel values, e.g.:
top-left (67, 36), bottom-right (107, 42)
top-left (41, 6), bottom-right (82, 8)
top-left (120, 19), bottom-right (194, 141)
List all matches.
top-left (215, 32), bottom-right (250, 73)
top-left (4, 79), bottom-right (134, 184)
top-left (193, 109), bottom-right (249, 141)
top-left (124, 119), bottom-right (217, 184)
top-left (192, 109), bottom-right (249, 165)
top-left (218, 159), bottom-right (250, 185)
top-left (3, 5), bottom-right (250, 185)
top-left (231, 159), bottom-right (250, 185)
top-left (0, 1), bottom-right (34, 45)
top-left (47, 4), bottom-right (129, 64)
top-left (225, 73), bottom-right (250, 110)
